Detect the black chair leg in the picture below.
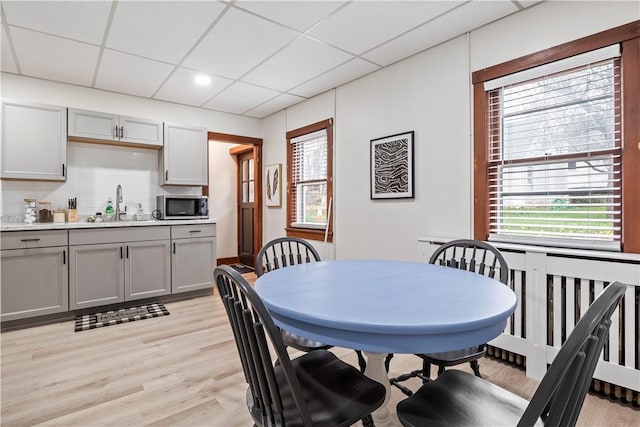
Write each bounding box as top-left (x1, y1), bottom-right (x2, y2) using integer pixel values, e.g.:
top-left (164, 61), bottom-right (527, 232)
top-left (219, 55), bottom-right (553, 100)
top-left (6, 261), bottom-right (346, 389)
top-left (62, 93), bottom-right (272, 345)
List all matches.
top-left (361, 414), bottom-right (375, 426)
top-left (384, 353), bottom-right (393, 372)
top-left (470, 359), bottom-right (482, 377)
top-left (421, 360), bottom-right (431, 383)
top-left (437, 364), bottom-right (446, 376)
top-left (356, 350), bottom-right (367, 373)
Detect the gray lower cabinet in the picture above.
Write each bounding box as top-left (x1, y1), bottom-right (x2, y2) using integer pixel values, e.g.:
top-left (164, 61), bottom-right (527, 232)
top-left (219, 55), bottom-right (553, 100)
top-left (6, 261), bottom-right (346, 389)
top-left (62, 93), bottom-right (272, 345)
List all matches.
top-left (0, 230), bottom-right (69, 321)
top-left (171, 224), bottom-right (216, 293)
top-left (69, 227), bottom-right (171, 310)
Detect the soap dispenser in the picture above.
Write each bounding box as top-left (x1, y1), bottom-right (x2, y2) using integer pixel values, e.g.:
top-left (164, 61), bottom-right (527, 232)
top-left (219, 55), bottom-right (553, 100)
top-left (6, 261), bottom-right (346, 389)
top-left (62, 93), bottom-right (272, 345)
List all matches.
top-left (105, 198), bottom-right (114, 218)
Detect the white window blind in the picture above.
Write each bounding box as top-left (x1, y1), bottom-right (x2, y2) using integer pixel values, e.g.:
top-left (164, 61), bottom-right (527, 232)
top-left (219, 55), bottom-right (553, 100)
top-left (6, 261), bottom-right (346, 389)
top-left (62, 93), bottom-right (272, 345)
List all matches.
top-left (487, 47), bottom-right (621, 251)
top-left (290, 128), bottom-right (328, 228)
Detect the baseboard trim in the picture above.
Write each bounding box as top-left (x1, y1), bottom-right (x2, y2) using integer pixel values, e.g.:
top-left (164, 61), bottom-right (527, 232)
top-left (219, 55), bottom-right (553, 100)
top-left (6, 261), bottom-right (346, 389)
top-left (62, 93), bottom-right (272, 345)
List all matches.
top-left (217, 256), bottom-right (239, 266)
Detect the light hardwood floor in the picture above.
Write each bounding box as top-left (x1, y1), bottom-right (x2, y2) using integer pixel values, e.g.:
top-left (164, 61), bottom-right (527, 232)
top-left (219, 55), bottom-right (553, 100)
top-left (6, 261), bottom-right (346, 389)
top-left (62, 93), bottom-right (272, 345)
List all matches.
top-left (1, 274), bottom-right (638, 427)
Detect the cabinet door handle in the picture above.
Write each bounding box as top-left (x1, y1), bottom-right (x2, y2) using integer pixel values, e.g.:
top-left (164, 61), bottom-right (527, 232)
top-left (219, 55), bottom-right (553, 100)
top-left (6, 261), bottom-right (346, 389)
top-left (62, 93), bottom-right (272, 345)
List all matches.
top-left (165, 170), bottom-right (168, 181)
top-left (126, 246), bottom-right (129, 258)
top-left (114, 125), bottom-right (119, 139)
top-left (120, 246), bottom-right (123, 259)
top-left (120, 126), bottom-right (124, 139)
top-left (20, 238), bottom-right (41, 242)
top-left (62, 163), bottom-right (66, 177)
top-left (62, 249), bottom-right (66, 265)
top-left (173, 242), bottom-right (176, 254)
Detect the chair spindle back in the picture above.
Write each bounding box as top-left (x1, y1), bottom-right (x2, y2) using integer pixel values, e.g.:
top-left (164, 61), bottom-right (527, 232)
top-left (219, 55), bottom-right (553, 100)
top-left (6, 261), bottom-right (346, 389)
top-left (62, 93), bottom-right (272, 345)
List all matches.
top-left (429, 239), bottom-right (509, 285)
top-left (256, 237), bottom-right (321, 277)
top-left (214, 265), bottom-right (312, 426)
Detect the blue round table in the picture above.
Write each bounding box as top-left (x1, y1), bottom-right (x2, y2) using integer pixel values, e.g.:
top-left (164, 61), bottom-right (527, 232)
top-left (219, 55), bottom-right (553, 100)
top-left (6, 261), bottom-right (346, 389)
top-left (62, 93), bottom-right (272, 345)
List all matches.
top-left (255, 259), bottom-right (517, 426)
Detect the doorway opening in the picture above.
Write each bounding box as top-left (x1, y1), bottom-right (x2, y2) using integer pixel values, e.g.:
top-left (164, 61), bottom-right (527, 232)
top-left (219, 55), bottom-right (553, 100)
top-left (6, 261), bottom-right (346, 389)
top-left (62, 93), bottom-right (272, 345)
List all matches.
top-left (205, 132), bottom-right (262, 269)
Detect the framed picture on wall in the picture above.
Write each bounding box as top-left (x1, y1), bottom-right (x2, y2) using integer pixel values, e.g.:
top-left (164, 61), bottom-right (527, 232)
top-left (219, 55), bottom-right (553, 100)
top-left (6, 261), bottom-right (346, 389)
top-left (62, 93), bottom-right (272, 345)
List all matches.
top-left (265, 163), bottom-right (282, 207)
top-left (370, 131), bottom-right (414, 199)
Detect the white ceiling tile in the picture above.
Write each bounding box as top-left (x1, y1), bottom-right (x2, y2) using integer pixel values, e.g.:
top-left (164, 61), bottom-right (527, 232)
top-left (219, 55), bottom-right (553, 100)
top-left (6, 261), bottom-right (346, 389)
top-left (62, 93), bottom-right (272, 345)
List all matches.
top-left (290, 58), bottom-right (379, 98)
top-left (182, 7), bottom-right (298, 80)
top-left (307, 1), bottom-right (462, 55)
top-left (363, 1), bottom-right (519, 66)
top-left (242, 36), bottom-right (353, 92)
top-left (2, 0), bottom-right (112, 45)
top-left (518, 1), bottom-right (544, 8)
top-left (234, 1), bottom-right (347, 32)
top-left (106, 1), bottom-right (226, 64)
top-left (154, 67), bottom-right (233, 106)
top-left (95, 49), bottom-right (174, 98)
top-left (1, 26), bottom-right (19, 74)
top-left (10, 26), bottom-right (99, 86)
top-left (203, 81), bottom-right (281, 114)
top-left (244, 93), bottom-right (306, 118)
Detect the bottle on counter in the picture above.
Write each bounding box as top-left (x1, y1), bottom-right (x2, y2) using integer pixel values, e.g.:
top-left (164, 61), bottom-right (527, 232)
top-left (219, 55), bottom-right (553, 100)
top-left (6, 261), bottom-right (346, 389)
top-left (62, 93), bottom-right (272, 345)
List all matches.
top-left (105, 198), bottom-right (114, 219)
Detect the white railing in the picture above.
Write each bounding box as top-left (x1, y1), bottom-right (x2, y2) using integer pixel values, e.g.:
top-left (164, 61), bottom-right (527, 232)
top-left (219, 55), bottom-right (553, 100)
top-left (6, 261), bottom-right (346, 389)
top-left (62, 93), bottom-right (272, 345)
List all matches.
top-left (417, 238), bottom-right (640, 392)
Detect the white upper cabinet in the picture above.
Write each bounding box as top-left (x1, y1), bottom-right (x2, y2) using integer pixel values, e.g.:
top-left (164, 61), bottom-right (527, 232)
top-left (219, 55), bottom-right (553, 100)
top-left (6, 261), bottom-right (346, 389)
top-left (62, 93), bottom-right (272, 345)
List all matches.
top-left (68, 108), bottom-right (163, 148)
top-left (160, 122), bottom-right (208, 186)
top-left (1, 100), bottom-right (67, 181)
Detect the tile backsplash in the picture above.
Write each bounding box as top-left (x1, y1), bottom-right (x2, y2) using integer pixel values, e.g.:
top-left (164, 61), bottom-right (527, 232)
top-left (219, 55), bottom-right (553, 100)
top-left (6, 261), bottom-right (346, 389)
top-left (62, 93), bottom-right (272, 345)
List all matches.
top-left (1, 142), bottom-right (201, 221)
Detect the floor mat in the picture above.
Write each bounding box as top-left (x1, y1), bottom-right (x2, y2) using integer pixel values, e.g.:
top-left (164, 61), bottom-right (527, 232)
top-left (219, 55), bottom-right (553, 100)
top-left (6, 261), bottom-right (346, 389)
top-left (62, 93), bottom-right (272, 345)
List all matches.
top-left (230, 263), bottom-right (255, 274)
top-left (74, 302), bottom-right (170, 332)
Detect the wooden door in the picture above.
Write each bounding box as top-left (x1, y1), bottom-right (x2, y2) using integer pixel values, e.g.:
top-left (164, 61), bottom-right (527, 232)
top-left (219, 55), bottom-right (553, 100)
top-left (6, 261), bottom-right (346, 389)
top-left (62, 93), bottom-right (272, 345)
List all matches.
top-left (237, 151), bottom-right (255, 267)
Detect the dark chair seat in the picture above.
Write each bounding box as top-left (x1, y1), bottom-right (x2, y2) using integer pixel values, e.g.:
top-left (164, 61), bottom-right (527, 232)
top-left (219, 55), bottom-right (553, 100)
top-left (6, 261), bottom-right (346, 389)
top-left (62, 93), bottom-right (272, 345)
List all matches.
top-left (397, 369), bottom-right (542, 427)
top-left (419, 346), bottom-right (486, 365)
top-left (248, 350), bottom-right (386, 427)
top-left (397, 282), bottom-right (627, 427)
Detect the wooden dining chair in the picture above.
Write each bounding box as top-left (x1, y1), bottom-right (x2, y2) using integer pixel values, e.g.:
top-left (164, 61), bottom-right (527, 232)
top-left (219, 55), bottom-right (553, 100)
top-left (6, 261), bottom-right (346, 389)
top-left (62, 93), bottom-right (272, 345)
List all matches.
top-left (388, 239), bottom-right (509, 396)
top-left (214, 265), bottom-right (386, 427)
top-left (256, 237), bottom-right (368, 372)
top-left (396, 281), bottom-right (627, 427)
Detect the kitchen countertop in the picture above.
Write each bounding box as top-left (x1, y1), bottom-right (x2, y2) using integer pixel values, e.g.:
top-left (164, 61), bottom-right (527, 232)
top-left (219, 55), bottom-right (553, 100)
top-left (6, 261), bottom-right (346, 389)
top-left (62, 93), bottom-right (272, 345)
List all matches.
top-left (0, 218), bottom-right (217, 232)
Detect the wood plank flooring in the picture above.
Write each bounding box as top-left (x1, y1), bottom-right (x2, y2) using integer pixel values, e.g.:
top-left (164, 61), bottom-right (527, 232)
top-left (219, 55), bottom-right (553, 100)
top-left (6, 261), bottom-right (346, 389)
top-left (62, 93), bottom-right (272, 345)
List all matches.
top-left (2, 273), bottom-right (638, 426)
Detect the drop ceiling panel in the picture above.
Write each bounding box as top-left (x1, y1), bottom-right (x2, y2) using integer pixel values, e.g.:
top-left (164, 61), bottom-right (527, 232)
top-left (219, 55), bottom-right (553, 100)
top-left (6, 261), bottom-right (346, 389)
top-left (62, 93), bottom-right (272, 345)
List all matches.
top-left (9, 26), bottom-right (99, 86)
top-left (182, 7), bottom-right (299, 80)
top-left (203, 81), bottom-right (280, 114)
top-left (290, 58), bottom-right (379, 98)
top-left (307, 1), bottom-right (462, 55)
top-left (94, 49), bottom-right (174, 98)
top-left (245, 93), bottom-right (306, 118)
top-left (154, 67), bottom-right (233, 106)
top-left (106, 1), bottom-right (226, 64)
top-left (362, 1), bottom-right (519, 66)
top-left (235, 0), bottom-right (347, 32)
top-left (1, 26), bottom-right (19, 74)
top-left (1, 0), bottom-right (112, 45)
top-left (242, 35), bottom-right (353, 92)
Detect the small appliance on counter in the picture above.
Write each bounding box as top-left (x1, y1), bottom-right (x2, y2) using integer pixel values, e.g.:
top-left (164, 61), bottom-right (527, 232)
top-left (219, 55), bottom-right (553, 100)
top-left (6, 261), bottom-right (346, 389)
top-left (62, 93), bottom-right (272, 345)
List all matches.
top-left (156, 195), bottom-right (208, 220)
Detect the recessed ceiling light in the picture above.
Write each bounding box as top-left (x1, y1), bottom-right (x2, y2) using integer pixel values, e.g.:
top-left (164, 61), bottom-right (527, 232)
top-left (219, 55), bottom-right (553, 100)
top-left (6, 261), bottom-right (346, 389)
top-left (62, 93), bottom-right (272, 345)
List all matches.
top-left (194, 74), bottom-right (211, 86)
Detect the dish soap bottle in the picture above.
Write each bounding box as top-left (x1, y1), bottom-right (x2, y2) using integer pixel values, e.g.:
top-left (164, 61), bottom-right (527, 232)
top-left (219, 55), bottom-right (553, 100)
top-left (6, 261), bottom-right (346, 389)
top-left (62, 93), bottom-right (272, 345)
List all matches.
top-left (105, 198), bottom-right (114, 218)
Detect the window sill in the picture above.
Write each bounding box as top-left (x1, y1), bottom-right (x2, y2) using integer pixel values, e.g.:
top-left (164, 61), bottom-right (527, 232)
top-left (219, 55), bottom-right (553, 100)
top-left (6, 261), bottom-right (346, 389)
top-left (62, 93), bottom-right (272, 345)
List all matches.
top-left (285, 227), bottom-right (333, 243)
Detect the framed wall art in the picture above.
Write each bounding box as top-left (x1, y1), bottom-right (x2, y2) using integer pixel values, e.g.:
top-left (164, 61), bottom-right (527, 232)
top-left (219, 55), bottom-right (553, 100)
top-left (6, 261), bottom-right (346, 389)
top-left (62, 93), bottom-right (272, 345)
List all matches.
top-left (370, 131), bottom-right (414, 199)
top-left (265, 163), bottom-right (282, 207)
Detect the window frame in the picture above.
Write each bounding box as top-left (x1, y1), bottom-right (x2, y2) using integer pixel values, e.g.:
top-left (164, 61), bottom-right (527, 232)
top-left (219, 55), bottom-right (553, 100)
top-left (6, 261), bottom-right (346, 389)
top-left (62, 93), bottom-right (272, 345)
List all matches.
top-left (473, 20), bottom-right (640, 253)
top-left (285, 118), bottom-right (333, 242)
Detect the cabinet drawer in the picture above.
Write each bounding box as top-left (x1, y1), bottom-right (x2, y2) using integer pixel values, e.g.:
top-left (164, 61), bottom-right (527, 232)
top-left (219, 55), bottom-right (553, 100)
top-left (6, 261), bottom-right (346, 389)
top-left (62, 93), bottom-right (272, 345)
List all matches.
top-left (70, 226), bottom-right (170, 245)
top-left (1, 230), bottom-right (68, 250)
top-left (171, 224), bottom-right (216, 239)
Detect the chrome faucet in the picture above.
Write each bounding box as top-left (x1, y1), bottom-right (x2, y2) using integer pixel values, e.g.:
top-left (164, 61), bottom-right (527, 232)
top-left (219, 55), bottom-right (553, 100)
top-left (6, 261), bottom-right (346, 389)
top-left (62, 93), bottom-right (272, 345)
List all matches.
top-left (115, 184), bottom-right (126, 221)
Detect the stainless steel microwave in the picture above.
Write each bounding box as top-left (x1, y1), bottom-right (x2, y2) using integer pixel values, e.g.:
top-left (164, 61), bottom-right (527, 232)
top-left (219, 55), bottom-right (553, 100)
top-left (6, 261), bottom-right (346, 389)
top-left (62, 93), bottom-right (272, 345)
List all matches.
top-left (156, 195), bottom-right (208, 219)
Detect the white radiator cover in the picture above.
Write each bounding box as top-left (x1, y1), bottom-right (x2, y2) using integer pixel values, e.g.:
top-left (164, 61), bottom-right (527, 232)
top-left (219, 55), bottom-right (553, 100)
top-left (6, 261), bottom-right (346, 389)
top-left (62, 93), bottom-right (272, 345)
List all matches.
top-left (418, 237), bottom-right (640, 392)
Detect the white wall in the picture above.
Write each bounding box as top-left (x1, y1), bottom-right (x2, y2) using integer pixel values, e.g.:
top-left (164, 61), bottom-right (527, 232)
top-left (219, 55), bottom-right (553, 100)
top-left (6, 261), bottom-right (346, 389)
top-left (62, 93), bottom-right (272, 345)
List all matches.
top-left (261, 91), bottom-right (336, 259)
top-left (1, 73), bottom-right (261, 258)
top-left (260, 1), bottom-right (639, 261)
top-left (208, 140), bottom-right (239, 259)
